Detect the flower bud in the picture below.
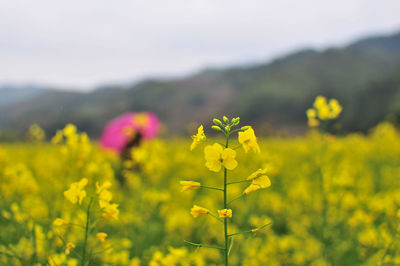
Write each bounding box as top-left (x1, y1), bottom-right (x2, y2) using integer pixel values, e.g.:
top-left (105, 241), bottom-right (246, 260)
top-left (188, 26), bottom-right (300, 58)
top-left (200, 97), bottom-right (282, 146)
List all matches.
top-left (223, 116), bottom-right (229, 124)
top-left (213, 119), bottom-right (223, 127)
top-left (225, 125), bottom-right (231, 132)
top-left (232, 117), bottom-right (240, 126)
top-left (241, 126), bottom-right (250, 131)
top-left (212, 125), bottom-right (223, 132)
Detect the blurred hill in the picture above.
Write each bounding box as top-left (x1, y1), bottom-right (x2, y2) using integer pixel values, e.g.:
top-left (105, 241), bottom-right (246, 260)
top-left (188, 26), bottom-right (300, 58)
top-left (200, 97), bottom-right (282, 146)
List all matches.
top-left (0, 85), bottom-right (46, 107)
top-left (1, 31), bottom-right (400, 139)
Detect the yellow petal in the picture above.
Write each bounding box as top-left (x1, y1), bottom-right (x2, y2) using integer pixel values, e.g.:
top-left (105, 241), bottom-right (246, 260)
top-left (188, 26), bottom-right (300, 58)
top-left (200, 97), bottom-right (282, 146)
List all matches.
top-left (206, 161), bottom-right (222, 172)
top-left (221, 148), bottom-right (236, 160)
top-left (252, 176), bottom-right (271, 188)
top-left (223, 158), bottom-right (238, 170)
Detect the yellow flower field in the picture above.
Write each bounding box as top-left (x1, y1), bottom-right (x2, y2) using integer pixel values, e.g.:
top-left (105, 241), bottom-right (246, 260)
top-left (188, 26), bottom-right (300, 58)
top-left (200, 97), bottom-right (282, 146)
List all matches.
top-left (1, 121), bottom-right (400, 265)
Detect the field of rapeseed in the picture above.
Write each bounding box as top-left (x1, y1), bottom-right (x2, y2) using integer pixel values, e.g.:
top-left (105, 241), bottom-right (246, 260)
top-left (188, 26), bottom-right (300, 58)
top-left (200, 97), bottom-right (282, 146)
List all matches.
top-left (1, 99), bottom-right (400, 265)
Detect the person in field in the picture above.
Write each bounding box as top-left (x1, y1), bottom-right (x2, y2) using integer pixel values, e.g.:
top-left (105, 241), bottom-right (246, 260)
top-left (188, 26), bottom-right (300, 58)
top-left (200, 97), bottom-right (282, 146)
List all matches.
top-left (100, 112), bottom-right (160, 182)
top-left (100, 112), bottom-right (160, 158)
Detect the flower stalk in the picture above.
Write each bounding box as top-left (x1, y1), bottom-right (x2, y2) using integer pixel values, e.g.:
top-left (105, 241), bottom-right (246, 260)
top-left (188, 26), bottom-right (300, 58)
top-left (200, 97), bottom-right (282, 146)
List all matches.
top-left (184, 240), bottom-right (225, 250)
top-left (184, 116), bottom-right (271, 265)
top-left (228, 222), bottom-right (271, 237)
top-left (200, 185), bottom-right (224, 191)
top-left (81, 197), bottom-right (93, 266)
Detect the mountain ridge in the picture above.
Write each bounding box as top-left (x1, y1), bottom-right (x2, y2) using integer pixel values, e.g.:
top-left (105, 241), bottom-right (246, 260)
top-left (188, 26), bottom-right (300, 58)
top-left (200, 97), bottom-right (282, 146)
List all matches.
top-left (1, 30), bottom-right (400, 139)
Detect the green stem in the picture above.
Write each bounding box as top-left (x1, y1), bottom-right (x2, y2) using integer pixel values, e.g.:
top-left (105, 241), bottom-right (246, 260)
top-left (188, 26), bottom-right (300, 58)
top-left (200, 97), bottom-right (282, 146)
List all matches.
top-left (200, 185), bottom-right (224, 191)
top-left (68, 222), bottom-right (86, 229)
top-left (319, 133), bottom-right (328, 261)
top-left (207, 138), bottom-right (226, 147)
top-left (92, 246), bottom-right (114, 255)
top-left (224, 131), bottom-right (229, 266)
top-left (184, 240), bottom-right (225, 250)
top-left (227, 179), bottom-right (250, 185)
top-left (230, 128), bottom-right (244, 134)
top-left (31, 222), bottom-right (37, 264)
top-left (381, 219), bottom-right (400, 264)
top-left (81, 197), bottom-right (93, 266)
top-left (227, 193), bottom-right (245, 205)
top-left (208, 212), bottom-right (224, 223)
top-left (232, 144), bottom-right (242, 150)
top-left (228, 237), bottom-right (234, 256)
top-left (228, 223), bottom-right (271, 237)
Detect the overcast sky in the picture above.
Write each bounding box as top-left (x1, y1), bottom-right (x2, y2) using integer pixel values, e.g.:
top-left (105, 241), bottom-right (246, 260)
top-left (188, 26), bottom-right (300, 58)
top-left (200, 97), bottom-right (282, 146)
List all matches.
top-left (1, 0), bottom-right (400, 91)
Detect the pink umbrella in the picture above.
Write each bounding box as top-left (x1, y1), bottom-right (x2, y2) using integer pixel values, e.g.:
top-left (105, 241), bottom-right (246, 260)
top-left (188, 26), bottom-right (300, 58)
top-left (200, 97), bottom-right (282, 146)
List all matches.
top-left (100, 112), bottom-right (160, 154)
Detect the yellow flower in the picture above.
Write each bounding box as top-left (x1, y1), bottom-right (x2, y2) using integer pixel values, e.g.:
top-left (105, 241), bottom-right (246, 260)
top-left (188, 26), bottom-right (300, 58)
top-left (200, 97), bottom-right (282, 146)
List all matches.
top-left (238, 126), bottom-right (260, 153)
top-left (306, 108), bottom-right (317, 119)
top-left (190, 125), bottom-right (206, 151)
top-left (204, 143), bottom-right (238, 172)
top-left (1, 211), bottom-right (11, 219)
top-left (97, 182), bottom-right (113, 208)
top-left (311, 96), bottom-right (342, 121)
top-left (53, 218), bottom-right (69, 226)
top-left (329, 99), bottom-right (342, 118)
top-left (101, 202), bottom-right (120, 220)
top-left (65, 242), bottom-right (75, 255)
top-left (190, 205), bottom-right (209, 218)
top-left (247, 168), bottom-right (268, 180)
top-left (99, 190), bottom-right (113, 208)
top-left (64, 178), bottom-right (88, 205)
top-left (63, 124), bottom-right (77, 136)
top-left (313, 95), bottom-right (327, 110)
top-left (218, 209), bottom-right (232, 218)
top-left (244, 183), bottom-right (262, 194)
top-left (180, 181), bottom-right (201, 192)
top-left (97, 232), bottom-right (108, 243)
top-left (244, 168), bottom-right (271, 195)
top-left (308, 117), bottom-right (320, 127)
top-left (306, 108), bottom-right (320, 127)
top-left (96, 181), bottom-right (112, 193)
top-left (318, 105), bottom-right (331, 120)
top-left (313, 96), bottom-right (330, 120)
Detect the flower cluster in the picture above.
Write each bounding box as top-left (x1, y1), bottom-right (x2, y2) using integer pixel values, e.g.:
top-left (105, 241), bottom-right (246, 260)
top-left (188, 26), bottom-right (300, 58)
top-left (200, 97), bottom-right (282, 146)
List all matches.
top-left (182, 116), bottom-right (271, 265)
top-left (54, 178), bottom-right (119, 265)
top-left (244, 168), bottom-right (272, 195)
top-left (27, 124), bottom-right (46, 142)
top-left (64, 178), bottom-right (88, 205)
top-left (2, 117), bottom-right (400, 265)
top-left (306, 95), bottom-right (342, 127)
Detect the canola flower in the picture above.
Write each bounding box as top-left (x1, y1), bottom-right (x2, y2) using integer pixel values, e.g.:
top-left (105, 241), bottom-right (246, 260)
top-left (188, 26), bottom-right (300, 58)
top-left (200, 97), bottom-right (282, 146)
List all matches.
top-left (57, 177), bottom-right (119, 264)
top-left (65, 242), bottom-right (75, 255)
top-left (97, 232), bottom-right (108, 243)
top-left (243, 168), bottom-right (271, 195)
top-left (53, 218), bottom-right (69, 226)
top-left (218, 209), bottom-right (232, 218)
top-left (2, 121), bottom-right (400, 265)
top-left (306, 95), bottom-right (344, 262)
top-left (64, 178), bottom-right (88, 205)
top-left (204, 143), bottom-right (238, 172)
top-left (306, 95), bottom-right (342, 128)
top-left (190, 125), bottom-right (206, 151)
top-left (182, 116), bottom-right (271, 266)
top-left (190, 205), bottom-right (210, 218)
top-left (180, 181), bottom-right (201, 192)
top-left (238, 126), bottom-right (260, 153)
top-left (101, 202), bottom-right (120, 220)
top-left (27, 124), bottom-right (46, 142)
